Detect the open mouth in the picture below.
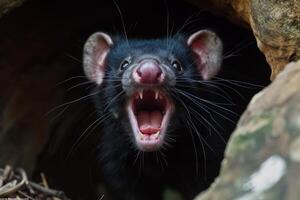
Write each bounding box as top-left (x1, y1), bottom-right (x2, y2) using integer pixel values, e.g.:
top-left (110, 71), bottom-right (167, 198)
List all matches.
top-left (127, 89), bottom-right (172, 151)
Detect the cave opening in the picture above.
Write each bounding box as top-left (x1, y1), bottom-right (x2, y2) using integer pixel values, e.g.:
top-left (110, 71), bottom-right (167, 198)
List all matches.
top-left (0, 0), bottom-right (271, 199)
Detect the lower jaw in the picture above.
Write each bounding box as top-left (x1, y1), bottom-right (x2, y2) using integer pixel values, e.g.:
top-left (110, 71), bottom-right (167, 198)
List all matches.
top-left (134, 132), bottom-right (164, 152)
top-left (138, 143), bottom-right (159, 152)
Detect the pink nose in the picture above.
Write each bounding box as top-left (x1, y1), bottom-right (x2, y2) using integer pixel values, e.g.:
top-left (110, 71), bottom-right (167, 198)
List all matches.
top-left (134, 60), bottom-right (164, 84)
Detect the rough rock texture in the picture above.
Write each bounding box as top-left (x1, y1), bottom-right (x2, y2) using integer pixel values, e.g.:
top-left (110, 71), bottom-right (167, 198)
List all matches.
top-left (0, 0), bottom-right (25, 18)
top-left (187, 0), bottom-right (300, 80)
top-left (195, 60), bottom-right (300, 200)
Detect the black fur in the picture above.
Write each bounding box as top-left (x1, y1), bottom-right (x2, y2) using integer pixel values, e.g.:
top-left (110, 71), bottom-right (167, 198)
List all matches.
top-left (94, 35), bottom-right (238, 200)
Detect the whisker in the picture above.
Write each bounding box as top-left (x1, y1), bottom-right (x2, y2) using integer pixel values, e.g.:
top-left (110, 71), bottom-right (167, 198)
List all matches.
top-left (158, 150), bottom-right (168, 169)
top-left (175, 10), bottom-right (204, 35)
top-left (189, 107), bottom-right (226, 144)
top-left (43, 90), bottom-right (100, 117)
top-left (170, 90), bottom-right (211, 176)
top-left (164, 0), bottom-right (170, 48)
top-left (64, 52), bottom-right (82, 63)
top-left (214, 77), bottom-right (265, 88)
top-left (175, 88), bottom-right (239, 114)
top-left (186, 119), bottom-right (207, 178)
top-left (173, 88), bottom-right (238, 124)
top-left (67, 112), bottom-right (112, 160)
top-left (102, 91), bottom-right (125, 113)
top-left (112, 0), bottom-right (131, 49)
top-left (176, 79), bottom-right (234, 102)
top-left (67, 81), bottom-right (93, 91)
top-left (56, 76), bottom-right (88, 86)
top-left (133, 151), bottom-right (141, 166)
top-left (223, 40), bottom-right (255, 59)
top-left (175, 83), bottom-right (235, 104)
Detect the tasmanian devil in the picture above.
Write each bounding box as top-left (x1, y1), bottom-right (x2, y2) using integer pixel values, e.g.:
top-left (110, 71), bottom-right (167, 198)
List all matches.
top-left (83, 30), bottom-right (238, 200)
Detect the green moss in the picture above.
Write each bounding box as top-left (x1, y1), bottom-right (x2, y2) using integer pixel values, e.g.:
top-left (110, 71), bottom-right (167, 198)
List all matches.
top-left (163, 188), bottom-right (184, 200)
top-left (226, 111), bottom-right (275, 157)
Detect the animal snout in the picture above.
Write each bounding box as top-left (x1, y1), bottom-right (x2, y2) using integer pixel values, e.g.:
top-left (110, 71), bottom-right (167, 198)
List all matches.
top-left (133, 60), bottom-right (164, 84)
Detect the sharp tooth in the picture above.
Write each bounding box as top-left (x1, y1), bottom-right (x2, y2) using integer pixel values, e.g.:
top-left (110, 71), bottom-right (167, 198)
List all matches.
top-left (154, 131), bottom-right (160, 139)
top-left (140, 132), bottom-right (144, 140)
top-left (155, 91), bottom-right (159, 100)
top-left (139, 90), bottom-right (143, 99)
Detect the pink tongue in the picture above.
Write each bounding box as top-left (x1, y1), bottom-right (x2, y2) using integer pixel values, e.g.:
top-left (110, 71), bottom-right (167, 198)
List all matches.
top-left (137, 111), bottom-right (163, 135)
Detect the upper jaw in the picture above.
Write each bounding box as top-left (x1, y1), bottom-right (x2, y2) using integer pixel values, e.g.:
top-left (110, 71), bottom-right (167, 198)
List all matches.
top-left (127, 88), bottom-right (173, 152)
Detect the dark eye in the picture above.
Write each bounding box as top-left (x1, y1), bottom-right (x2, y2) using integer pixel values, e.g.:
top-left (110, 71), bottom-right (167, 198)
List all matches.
top-left (172, 60), bottom-right (182, 72)
top-left (120, 60), bottom-right (130, 71)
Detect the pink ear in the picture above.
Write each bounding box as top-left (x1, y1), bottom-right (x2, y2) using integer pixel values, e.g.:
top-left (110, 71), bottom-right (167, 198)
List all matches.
top-left (83, 32), bottom-right (113, 85)
top-left (187, 30), bottom-right (223, 80)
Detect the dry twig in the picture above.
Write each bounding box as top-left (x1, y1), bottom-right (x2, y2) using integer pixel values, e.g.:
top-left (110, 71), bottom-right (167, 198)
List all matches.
top-left (0, 165), bottom-right (70, 200)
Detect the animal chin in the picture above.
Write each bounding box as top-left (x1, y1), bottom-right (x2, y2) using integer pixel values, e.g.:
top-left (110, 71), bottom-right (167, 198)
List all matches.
top-left (127, 89), bottom-right (172, 152)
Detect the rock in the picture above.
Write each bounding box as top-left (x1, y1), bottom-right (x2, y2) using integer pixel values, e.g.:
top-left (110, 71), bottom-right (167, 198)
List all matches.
top-left (194, 60), bottom-right (300, 200)
top-left (186, 0), bottom-right (300, 80)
